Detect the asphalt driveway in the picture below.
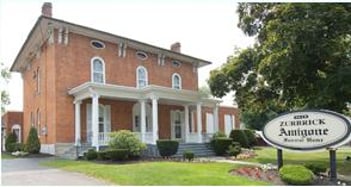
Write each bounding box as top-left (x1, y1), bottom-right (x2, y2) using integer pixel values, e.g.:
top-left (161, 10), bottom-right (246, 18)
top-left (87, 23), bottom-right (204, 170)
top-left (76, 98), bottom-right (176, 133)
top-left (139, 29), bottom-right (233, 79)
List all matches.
top-left (1, 157), bottom-right (110, 185)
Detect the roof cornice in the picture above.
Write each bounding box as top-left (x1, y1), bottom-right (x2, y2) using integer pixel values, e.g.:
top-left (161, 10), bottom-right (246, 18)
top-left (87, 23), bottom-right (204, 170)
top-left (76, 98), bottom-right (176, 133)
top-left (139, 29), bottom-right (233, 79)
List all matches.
top-left (11, 16), bottom-right (212, 72)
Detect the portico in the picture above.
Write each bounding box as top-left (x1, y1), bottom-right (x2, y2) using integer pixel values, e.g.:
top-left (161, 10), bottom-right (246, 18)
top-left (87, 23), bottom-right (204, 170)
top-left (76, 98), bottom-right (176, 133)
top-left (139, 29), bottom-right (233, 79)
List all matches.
top-left (69, 82), bottom-right (221, 151)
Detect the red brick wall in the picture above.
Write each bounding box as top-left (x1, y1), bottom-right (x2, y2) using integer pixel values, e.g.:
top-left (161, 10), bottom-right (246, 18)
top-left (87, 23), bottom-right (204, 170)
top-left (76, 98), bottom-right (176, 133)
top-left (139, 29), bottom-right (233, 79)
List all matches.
top-left (201, 106), bottom-right (240, 133)
top-left (22, 42), bottom-right (56, 145)
top-left (2, 111), bottom-right (23, 136)
top-left (21, 28), bottom-right (239, 144)
top-left (52, 32), bottom-right (199, 143)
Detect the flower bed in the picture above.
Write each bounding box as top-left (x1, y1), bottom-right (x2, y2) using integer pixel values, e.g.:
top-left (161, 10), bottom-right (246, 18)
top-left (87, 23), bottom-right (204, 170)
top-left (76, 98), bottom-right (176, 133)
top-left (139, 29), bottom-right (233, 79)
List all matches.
top-left (231, 166), bottom-right (284, 185)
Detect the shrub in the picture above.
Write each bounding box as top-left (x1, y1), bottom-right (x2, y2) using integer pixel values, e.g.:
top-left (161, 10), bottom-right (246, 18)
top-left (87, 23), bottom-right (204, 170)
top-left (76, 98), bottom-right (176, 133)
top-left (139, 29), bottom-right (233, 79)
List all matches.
top-left (212, 131), bottom-right (227, 139)
top-left (230, 129), bottom-right (250, 148)
top-left (279, 165), bottom-right (314, 185)
top-left (5, 132), bottom-right (17, 152)
top-left (108, 130), bottom-right (146, 157)
top-left (243, 129), bottom-right (257, 147)
top-left (156, 139), bottom-right (179, 157)
top-left (210, 131), bottom-right (227, 148)
top-left (11, 143), bottom-right (25, 152)
top-left (212, 137), bottom-right (232, 156)
top-left (227, 144), bottom-right (241, 157)
top-left (304, 163), bottom-right (327, 175)
top-left (86, 148), bottom-right (98, 160)
top-left (183, 150), bottom-right (195, 161)
top-left (25, 127), bottom-right (41, 154)
top-left (105, 149), bottom-right (129, 161)
top-left (97, 150), bottom-right (109, 160)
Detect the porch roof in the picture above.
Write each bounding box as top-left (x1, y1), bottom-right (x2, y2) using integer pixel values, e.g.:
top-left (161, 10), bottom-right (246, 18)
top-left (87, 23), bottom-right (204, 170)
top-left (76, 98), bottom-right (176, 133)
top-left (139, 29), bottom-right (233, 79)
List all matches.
top-left (68, 82), bottom-right (222, 107)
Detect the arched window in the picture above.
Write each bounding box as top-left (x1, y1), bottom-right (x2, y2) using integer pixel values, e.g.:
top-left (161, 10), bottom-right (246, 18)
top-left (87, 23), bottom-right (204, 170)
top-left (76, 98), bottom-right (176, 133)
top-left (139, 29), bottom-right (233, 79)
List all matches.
top-left (172, 73), bottom-right (182, 89)
top-left (136, 66), bottom-right (148, 88)
top-left (91, 57), bottom-right (105, 83)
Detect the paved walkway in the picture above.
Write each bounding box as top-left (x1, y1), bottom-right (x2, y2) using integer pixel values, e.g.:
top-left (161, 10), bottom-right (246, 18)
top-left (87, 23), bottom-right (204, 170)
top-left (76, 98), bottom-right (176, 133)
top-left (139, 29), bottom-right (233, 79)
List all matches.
top-left (197, 156), bottom-right (275, 167)
top-left (1, 157), bottom-right (110, 185)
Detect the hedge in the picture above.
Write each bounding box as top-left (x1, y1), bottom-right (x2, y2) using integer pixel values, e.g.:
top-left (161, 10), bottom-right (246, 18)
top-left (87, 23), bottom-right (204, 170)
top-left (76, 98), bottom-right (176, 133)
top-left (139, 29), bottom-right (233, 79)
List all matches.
top-left (86, 149), bottom-right (98, 160)
top-left (243, 129), bottom-right (257, 147)
top-left (97, 150), bottom-right (110, 160)
top-left (304, 163), bottom-right (327, 175)
top-left (229, 129), bottom-right (250, 148)
top-left (279, 165), bottom-right (314, 185)
top-left (156, 139), bottom-right (179, 157)
top-left (106, 149), bottom-right (129, 161)
top-left (212, 137), bottom-right (232, 156)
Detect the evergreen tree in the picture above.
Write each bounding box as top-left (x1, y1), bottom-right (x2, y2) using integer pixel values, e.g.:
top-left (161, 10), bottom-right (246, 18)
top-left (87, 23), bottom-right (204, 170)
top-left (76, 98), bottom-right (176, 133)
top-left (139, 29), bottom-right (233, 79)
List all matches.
top-left (26, 127), bottom-right (41, 154)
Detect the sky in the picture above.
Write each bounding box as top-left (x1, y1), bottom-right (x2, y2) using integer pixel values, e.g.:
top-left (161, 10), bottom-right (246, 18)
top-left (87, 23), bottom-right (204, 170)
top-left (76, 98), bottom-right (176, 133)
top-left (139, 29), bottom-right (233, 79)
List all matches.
top-left (0, 0), bottom-right (255, 111)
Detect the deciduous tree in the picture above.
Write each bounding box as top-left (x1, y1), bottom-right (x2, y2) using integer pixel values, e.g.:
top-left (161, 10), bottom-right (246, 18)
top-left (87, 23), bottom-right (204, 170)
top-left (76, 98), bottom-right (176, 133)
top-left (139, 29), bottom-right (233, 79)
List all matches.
top-left (209, 3), bottom-right (351, 129)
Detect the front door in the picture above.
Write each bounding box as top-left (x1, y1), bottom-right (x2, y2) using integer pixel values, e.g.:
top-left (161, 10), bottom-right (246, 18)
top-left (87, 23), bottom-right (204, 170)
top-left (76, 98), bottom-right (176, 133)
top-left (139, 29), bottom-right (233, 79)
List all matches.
top-left (171, 110), bottom-right (184, 141)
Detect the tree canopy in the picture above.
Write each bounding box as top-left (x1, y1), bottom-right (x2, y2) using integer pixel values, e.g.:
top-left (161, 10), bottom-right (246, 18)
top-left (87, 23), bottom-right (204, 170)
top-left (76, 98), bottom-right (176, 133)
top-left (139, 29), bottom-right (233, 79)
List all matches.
top-left (209, 3), bottom-right (351, 130)
top-left (1, 62), bottom-right (11, 114)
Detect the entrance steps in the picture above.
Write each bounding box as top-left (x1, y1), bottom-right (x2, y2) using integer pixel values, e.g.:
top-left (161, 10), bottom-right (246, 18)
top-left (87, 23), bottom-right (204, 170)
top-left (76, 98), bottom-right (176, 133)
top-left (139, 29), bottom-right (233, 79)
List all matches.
top-left (174, 143), bottom-right (215, 157)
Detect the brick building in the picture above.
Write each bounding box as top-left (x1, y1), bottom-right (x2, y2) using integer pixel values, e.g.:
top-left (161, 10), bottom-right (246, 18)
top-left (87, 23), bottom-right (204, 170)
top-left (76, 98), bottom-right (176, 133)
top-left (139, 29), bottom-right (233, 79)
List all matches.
top-left (10, 3), bottom-right (240, 158)
top-left (1, 111), bottom-right (23, 151)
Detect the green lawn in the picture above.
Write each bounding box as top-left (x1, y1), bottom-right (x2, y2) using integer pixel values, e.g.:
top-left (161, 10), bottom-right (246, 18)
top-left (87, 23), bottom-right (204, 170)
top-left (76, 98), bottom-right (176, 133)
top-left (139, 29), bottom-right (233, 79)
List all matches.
top-left (248, 147), bottom-right (351, 175)
top-left (1, 152), bottom-right (16, 159)
top-left (42, 160), bottom-right (269, 185)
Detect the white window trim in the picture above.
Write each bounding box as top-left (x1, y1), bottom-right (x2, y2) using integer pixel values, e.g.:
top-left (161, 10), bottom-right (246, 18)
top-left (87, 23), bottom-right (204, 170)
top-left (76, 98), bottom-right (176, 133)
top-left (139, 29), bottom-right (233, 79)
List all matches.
top-left (11, 124), bottom-right (21, 143)
top-left (172, 73), bottom-right (182, 89)
top-left (136, 51), bottom-right (148, 60)
top-left (90, 40), bottom-right (105, 49)
top-left (36, 67), bottom-right (40, 94)
top-left (172, 60), bottom-right (182, 68)
top-left (132, 102), bottom-right (152, 132)
top-left (136, 66), bottom-right (148, 88)
top-left (90, 56), bottom-right (106, 84)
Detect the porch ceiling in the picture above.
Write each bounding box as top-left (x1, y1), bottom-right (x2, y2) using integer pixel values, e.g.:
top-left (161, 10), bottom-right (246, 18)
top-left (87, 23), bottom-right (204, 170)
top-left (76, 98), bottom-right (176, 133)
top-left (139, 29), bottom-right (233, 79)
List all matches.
top-left (68, 82), bottom-right (222, 107)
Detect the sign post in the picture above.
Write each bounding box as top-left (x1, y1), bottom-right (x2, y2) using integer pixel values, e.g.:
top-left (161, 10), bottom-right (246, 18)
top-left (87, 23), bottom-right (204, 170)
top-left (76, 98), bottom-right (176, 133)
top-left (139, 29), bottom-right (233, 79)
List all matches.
top-left (329, 149), bottom-right (337, 184)
top-left (261, 110), bottom-right (351, 183)
top-left (277, 149), bottom-right (283, 169)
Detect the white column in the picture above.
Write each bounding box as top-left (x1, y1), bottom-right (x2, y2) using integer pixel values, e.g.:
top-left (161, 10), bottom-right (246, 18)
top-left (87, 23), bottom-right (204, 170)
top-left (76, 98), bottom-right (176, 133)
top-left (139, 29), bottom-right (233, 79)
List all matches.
top-left (92, 94), bottom-right (100, 151)
top-left (184, 105), bottom-right (189, 143)
top-left (213, 104), bottom-right (219, 132)
top-left (140, 99), bottom-right (146, 143)
top-left (74, 100), bottom-right (82, 146)
top-left (196, 102), bottom-right (202, 143)
top-left (151, 96), bottom-right (159, 144)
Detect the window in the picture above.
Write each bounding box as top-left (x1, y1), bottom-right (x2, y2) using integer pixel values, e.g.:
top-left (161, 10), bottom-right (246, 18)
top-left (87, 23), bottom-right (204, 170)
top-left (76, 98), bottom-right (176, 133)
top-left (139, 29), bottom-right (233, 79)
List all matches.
top-left (172, 73), bottom-right (182, 89)
top-left (30, 112), bottom-right (35, 127)
top-left (172, 60), bottom-right (182, 68)
top-left (136, 51), bottom-right (148, 60)
top-left (11, 125), bottom-right (21, 143)
top-left (136, 66), bottom-right (148, 88)
top-left (118, 42), bottom-right (127, 58)
top-left (90, 40), bottom-right (105, 49)
top-left (132, 103), bottom-right (152, 132)
top-left (91, 57), bottom-right (105, 83)
top-left (36, 67), bottom-right (40, 94)
top-left (224, 114), bottom-right (235, 136)
top-left (36, 109), bottom-right (40, 136)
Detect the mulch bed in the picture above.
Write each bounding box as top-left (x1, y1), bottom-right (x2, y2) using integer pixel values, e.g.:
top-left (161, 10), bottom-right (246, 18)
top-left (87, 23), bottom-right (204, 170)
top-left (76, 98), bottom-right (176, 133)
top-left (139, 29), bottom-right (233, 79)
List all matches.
top-left (231, 166), bottom-right (350, 186)
top-left (231, 166), bottom-right (284, 185)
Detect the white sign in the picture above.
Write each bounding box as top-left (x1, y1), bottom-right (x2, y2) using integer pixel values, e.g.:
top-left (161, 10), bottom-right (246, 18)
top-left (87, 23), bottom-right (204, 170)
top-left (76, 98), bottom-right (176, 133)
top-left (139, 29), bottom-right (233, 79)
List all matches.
top-left (262, 110), bottom-right (351, 151)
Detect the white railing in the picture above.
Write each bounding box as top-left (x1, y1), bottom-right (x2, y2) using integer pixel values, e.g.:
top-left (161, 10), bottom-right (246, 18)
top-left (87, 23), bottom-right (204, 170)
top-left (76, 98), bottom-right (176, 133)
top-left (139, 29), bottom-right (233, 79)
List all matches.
top-left (98, 132), bottom-right (110, 145)
top-left (134, 131), bottom-right (154, 144)
top-left (186, 133), bottom-right (199, 143)
top-left (202, 133), bottom-right (213, 143)
top-left (145, 132), bottom-right (153, 144)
